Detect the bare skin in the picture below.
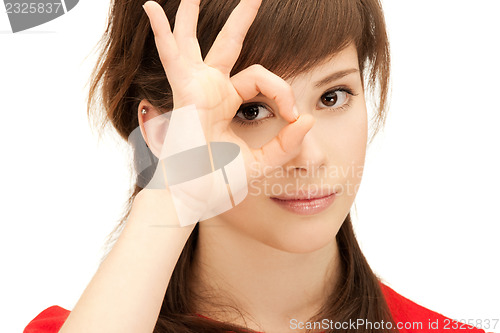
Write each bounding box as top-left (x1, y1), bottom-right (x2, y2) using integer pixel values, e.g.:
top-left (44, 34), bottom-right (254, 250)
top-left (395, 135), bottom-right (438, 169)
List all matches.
top-left (138, 0), bottom-right (368, 332)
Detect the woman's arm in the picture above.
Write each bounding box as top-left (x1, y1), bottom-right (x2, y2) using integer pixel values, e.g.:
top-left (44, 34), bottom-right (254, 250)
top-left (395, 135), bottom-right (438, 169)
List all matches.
top-left (58, 189), bottom-right (195, 333)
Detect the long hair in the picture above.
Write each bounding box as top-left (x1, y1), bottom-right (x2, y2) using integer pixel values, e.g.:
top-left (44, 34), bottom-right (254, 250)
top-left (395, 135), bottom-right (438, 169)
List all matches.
top-left (87, 0), bottom-right (395, 332)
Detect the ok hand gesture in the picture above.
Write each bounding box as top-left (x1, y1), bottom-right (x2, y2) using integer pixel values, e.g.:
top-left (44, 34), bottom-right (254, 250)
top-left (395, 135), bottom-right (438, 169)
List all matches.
top-left (142, 0), bottom-right (314, 181)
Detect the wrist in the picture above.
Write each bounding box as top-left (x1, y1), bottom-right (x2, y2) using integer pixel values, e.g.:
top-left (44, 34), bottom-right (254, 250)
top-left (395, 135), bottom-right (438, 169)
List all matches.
top-left (130, 188), bottom-right (184, 228)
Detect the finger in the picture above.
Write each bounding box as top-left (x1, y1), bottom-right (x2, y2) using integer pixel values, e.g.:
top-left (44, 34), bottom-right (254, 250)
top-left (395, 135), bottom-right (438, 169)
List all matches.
top-left (172, 0), bottom-right (203, 62)
top-left (251, 114), bottom-right (315, 174)
top-left (204, 0), bottom-right (262, 75)
top-left (143, 1), bottom-right (189, 84)
top-left (230, 64), bottom-right (299, 123)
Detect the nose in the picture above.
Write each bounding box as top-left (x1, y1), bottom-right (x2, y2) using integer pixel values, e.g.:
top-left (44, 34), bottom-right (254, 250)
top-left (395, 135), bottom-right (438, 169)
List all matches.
top-left (282, 127), bottom-right (328, 176)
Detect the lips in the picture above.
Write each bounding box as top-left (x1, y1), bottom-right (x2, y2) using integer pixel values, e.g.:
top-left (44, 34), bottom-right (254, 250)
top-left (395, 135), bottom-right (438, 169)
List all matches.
top-left (270, 188), bottom-right (336, 215)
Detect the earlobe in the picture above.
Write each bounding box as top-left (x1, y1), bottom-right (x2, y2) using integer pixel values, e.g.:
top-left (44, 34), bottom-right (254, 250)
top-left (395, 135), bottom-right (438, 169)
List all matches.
top-left (137, 100), bottom-right (168, 158)
top-left (138, 108), bottom-right (149, 145)
top-left (137, 100), bottom-right (152, 146)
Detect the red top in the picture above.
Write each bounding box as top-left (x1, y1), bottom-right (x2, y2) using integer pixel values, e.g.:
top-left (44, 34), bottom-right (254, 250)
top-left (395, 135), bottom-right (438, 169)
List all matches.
top-left (23, 283), bottom-right (488, 333)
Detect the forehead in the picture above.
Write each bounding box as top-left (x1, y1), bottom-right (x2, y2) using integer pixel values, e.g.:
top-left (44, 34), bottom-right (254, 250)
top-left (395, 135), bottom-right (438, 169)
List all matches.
top-left (288, 43), bottom-right (360, 85)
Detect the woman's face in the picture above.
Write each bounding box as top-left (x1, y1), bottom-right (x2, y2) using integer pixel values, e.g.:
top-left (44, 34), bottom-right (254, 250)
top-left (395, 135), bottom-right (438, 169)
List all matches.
top-left (202, 43), bottom-right (368, 253)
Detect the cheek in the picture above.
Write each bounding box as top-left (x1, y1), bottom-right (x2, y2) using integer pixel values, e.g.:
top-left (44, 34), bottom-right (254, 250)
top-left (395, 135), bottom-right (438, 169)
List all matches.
top-left (340, 108), bottom-right (367, 169)
top-left (209, 190), bottom-right (280, 245)
top-left (318, 104), bottom-right (368, 195)
top-left (320, 104), bottom-right (367, 152)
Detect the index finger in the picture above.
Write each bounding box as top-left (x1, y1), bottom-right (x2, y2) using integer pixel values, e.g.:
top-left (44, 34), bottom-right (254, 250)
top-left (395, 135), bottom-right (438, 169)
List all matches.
top-left (204, 0), bottom-right (262, 76)
top-left (230, 64), bottom-right (299, 123)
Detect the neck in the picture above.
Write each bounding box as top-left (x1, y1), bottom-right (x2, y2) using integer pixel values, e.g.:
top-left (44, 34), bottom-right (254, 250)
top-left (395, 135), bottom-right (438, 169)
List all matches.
top-left (189, 223), bottom-right (341, 332)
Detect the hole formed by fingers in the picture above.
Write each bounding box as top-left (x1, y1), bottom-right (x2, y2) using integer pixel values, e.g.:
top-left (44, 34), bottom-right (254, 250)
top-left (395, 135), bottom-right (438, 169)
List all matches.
top-left (230, 64), bottom-right (297, 124)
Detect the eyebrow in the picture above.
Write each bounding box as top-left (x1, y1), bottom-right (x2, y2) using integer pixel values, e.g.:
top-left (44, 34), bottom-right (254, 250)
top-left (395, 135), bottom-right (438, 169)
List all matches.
top-left (314, 68), bottom-right (359, 88)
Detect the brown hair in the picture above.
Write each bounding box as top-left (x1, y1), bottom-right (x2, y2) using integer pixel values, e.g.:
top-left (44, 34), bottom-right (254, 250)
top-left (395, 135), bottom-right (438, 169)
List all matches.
top-left (88, 0), bottom-right (395, 332)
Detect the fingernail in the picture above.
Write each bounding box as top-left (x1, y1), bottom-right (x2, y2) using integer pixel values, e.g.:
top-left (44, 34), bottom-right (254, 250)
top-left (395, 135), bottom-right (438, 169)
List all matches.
top-left (293, 105), bottom-right (299, 120)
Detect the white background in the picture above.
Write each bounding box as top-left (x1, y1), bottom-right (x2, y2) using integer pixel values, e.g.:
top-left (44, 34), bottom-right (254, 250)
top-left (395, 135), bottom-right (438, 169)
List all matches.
top-left (1, 1), bottom-right (498, 332)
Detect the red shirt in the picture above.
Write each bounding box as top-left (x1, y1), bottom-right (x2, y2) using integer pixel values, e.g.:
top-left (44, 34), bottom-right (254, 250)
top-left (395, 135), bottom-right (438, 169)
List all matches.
top-left (23, 283), bottom-right (488, 333)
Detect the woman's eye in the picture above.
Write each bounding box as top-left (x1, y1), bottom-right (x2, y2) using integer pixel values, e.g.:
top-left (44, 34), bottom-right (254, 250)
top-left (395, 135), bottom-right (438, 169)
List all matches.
top-left (319, 89), bottom-right (349, 109)
top-left (233, 104), bottom-right (273, 127)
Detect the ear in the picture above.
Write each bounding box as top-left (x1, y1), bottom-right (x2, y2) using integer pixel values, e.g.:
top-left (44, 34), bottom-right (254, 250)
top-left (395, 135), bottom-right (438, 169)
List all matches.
top-left (137, 100), bottom-right (169, 158)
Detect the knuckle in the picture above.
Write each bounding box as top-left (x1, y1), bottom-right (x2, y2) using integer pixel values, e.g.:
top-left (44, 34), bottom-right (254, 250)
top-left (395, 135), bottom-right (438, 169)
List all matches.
top-left (250, 63), bottom-right (264, 71)
top-left (276, 82), bottom-right (293, 101)
top-left (277, 131), bottom-right (288, 153)
top-left (283, 83), bottom-right (293, 95)
top-left (230, 32), bottom-right (245, 47)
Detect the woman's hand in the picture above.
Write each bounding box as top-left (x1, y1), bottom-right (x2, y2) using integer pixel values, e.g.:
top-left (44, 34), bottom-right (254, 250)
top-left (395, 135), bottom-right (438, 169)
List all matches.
top-left (142, 0), bottom-right (315, 180)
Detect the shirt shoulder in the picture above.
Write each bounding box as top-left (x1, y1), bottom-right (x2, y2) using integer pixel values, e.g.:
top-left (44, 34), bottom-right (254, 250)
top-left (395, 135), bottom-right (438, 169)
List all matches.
top-left (379, 282), bottom-right (487, 333)
top-left (24, 305), bottom-right (70, 333)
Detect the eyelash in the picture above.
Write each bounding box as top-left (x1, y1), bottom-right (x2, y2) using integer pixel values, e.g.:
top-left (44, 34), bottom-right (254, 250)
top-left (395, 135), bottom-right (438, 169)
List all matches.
top-left (232, 86), bottom-right (358, 127)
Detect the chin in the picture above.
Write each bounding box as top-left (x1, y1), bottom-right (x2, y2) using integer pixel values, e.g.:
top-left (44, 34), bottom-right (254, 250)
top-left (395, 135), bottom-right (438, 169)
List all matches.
top-left (260, 212), bottom-right (343, 254)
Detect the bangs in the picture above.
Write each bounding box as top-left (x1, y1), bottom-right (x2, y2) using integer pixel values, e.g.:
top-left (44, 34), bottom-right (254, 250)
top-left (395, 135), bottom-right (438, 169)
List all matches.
top-left (222, 0), bottom-right (364, 80)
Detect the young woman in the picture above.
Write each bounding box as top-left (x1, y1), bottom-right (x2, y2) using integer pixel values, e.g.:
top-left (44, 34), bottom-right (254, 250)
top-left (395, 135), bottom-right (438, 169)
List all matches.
top-left (23, 0), bottom-right (489, 332)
